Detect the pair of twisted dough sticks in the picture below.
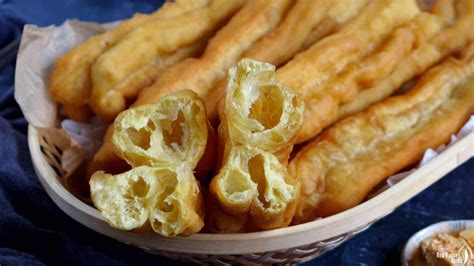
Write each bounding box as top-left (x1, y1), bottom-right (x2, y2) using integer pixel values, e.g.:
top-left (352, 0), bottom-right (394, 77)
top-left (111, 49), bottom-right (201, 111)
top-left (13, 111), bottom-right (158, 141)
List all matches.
top-left (207, 59), bottom-right (304, 232)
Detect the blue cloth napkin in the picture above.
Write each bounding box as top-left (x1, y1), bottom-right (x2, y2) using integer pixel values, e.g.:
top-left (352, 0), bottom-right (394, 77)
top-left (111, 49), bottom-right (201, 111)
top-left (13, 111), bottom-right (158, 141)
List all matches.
top-left (0, 1), bottom-right (473, 265)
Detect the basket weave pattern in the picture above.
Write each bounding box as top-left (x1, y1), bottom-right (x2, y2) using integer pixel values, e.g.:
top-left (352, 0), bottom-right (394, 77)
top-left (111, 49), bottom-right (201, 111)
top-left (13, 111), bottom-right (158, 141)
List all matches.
top-left (36, 130), bottom-right (376, 264)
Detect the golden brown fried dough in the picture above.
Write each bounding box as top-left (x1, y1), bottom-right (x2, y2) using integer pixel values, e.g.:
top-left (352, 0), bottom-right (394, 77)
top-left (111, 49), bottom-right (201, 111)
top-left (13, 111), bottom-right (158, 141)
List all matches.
top-left (112, 90), bottom-right (208, 169)
top-left (206, 0), bottom-right (371, 124)
top-left (90, 0), bottom-right (245, 122)
top-left (270, 0), bottom-right (420, 143)
top-left (329, 14), bottom-right (442, 103)
top-left (295, 12), bottom-right (443, 142)
top-left (90, 90), bottom-right (210, 236)
top-left (87, 126), bottom-right (129, 177)
top-left (289, 47), bottom-right (474, 223)
top-left (276, 0), bottom-right (419, 98)
top-left (210, 147), bottom-right (299, 231)
top-left (89, 40), bottom-right (207, 122)
top-left (133, 0), bottom-right (293, 107)
top-left (205, 192), bottom-right (247, 233)
top-left (90, 165), bottom-right (204, 236)
top-left (301, 0), bottom-right (371, 51)
top-left (88, 0), bottom-right (293, 177)
top-left (208, 59), bottom-right (303, 232)
top-left (431, 0), bottom-right (456, 25)
top-left (49, 0), bottom-right (211, 121)
top-left (241, 0), bottom-right (332, 67)
top-left (338, 0), bottom-right (474, 119)
top-left (87, 91), bottom-right (216, 180)
top-left (222, 59), bottom-right (304, 160)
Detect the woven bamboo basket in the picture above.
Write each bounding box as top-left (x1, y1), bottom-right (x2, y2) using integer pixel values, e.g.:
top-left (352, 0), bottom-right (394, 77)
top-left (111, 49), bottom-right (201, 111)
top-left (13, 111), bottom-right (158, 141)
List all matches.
top-left (28, 122), bottom-right (474, 264)
top-left (23, 1), bottom-right (472, 263)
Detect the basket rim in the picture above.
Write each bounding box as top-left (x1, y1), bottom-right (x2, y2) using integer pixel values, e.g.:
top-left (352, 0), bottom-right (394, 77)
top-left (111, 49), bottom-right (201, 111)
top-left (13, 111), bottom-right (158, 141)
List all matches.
top-left (28, 124), bottom-right (474, 254)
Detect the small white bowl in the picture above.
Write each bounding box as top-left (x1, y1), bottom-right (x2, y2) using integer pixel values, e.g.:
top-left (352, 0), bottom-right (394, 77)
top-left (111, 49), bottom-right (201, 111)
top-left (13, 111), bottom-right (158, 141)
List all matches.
top-left (402, 220), bottom-right (474, 266)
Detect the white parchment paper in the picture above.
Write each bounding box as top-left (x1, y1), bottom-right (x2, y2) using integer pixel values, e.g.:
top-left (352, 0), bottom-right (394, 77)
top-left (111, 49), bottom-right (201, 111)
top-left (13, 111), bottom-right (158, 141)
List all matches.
top-left (13, 19), bottom-right (474, 196)
top-left (14, 20), bottom-right (117, 175)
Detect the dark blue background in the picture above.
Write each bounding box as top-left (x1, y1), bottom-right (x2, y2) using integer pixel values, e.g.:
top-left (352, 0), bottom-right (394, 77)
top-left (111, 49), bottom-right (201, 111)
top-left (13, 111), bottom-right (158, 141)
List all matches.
top-left (0, 1), bottom-right (472, 265)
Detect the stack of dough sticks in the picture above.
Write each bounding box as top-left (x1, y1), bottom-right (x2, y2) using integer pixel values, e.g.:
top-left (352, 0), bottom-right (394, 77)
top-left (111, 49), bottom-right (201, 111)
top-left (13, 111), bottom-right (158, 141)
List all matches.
top-left (213, 0), bottom-right (474, 144)
top-left (289, 41), bottom-right (474, 223)
top-left (338, 0), bottom-right (474, 119)
top-left (273, 0), bottom-right (423, 143)
top-left (46, 0), bottom-right (474, 235)
top-left (206, 0), bottom-right (371, 122)
top-left (87, 0), bottom-right (294, 177)
top-left (210, 0), bottom-right (426, 138)
top-left (50, 0), bottom-right (245, 122)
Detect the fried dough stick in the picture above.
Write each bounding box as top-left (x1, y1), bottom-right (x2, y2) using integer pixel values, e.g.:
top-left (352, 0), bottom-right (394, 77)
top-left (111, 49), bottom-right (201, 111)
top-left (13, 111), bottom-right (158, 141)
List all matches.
top-left (301, 0), bottom-right (371, 51)
top-left (431, 0), bottom-right (456, 25)
top-left (338, 0), bottom-right (474, 119)
top-left (276, 0), bottom-right (419, 97)
top-left (133, 0), bottom-right (292, 106)
top-left (241, 0), bottom-right (333, 67)
top-left (211, 0), bottom-right (420, 126)
top-left (208, 59), bottom-right (303, 233)
top-left (49, 0), bottom-right (211, 121)
top-left (205, 0), bottom-right (370, 123)
top-left (295, 12), bottom-right (443, 142)
top-left (270, 0), bottom-right (421, 143)
top-left (87, 108), bottom-right (217, 180)
top-left (218, 59), bottom-right (304, 163)
top-left (289, 44), bottom-right (474, 223)
top-left (90, 90), bottom-right (208, 236)
top-left (90, 40), bottom-right (207, 121)
top-left (88, 0), bottom-right (293, 177)
top-left (90, 0), bottom-right (245, 122)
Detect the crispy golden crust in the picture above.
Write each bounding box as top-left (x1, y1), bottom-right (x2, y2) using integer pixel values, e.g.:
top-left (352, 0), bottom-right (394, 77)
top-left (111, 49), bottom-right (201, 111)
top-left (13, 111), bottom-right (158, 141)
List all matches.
top-left (89, 40), bottom-right (207, 122)
top-left (338, 0), bottom-right (474, 119)
top-left (205, 0), bottom-right (370, 124)
top-left (112, 90), bottom-right (208, 169)
top-left (90, 90), bottom-right (211, 236)
top-left (194, 124), bottom-right (218, 179)
top-left (87, 125), bottom-right (129, 177)
top-left (87, 91), bottom-right (216, 180)
top-left (208, 59), bottom-right (302, 232)
top-left (294, 12), bottom-right (443, 143)
top-left (276, 0), bottom-right (420, 98)
top-left (242, 0), bottom-right (332, 67)
top-left (267, 0), bottom-right (421, 143)
top-left (289, 48), bottom-right (474, 223)
top-left (133, 0), bottom-right (293, 107)
top-left (431, 0), bottom-right (456, 25)
top-left (223, 59), bottom-right (304, 157)
top-left (205, 192), bottom-right (247, 233)
top-left (49, 0), bottom-right (210, 121)
top-left (300, 0), bottom-right (370, 51)
top-left (88, 0), bottom-right (292, 177)
top-left (90, 0), bottom-right (245, 122)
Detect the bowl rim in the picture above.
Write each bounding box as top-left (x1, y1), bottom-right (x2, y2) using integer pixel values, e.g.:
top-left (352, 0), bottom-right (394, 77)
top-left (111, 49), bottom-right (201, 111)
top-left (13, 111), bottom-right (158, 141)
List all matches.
top-left (28, 125), bottom-right (474, 254)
